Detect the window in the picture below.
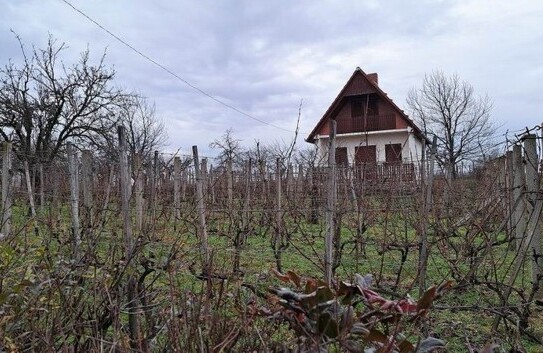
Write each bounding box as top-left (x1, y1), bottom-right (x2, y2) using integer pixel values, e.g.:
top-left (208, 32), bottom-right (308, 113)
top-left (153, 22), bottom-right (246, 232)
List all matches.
top-left (351, 94), bottom-right (378, 118)
top-left (385, 144), bottom-right (402, 163)
top-left (355, 145), bottom-right (377, 164)
top-left (335, 147), bottom-right (349, 166)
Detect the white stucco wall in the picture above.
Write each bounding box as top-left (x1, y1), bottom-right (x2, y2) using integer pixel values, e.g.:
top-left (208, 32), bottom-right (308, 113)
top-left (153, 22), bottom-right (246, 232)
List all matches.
top-left (314, 128), bottom-right (424, 165)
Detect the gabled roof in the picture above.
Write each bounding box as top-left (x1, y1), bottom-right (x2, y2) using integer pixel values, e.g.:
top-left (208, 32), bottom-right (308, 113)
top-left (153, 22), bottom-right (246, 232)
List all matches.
top-left (305, 67), bottom-right (429, 144)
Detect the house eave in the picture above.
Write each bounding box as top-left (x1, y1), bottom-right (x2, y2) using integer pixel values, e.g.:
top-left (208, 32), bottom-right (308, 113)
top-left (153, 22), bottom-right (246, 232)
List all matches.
top-left (313, 128), bottom-right (412, 140)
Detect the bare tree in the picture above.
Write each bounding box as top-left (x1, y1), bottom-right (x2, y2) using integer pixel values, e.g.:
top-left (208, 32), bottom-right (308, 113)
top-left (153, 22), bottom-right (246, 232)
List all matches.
top-left (121, 95), bottom-right (166, 159)
top-left (209, 128), bottom-right (244, 167)
top-left (96, 95), bottom-right (167, 163)
top-left (294, 145), bottom-right (320, 167)
top-left (0, 34), bottom-right (122, 166)
top-left (407, 71), bottom-right (494, 178)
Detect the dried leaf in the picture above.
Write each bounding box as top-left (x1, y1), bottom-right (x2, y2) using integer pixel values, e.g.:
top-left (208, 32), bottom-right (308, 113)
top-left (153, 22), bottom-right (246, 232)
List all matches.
top-left (343, 339), bottom-right (364, 353)
top-left (305, 278), bottom-right (319, 294)
top-left (416, 337), bottom-right (446, 353)
top-left (436, 280), bottom-right (454, 296)
top-left (287, 270), bottom-right (301, 287)
top-left (271, 287), bottom-right (300, 301)
top-left (317, 312), bottom-right (339, 338)
top-left (350, 322), bottom-right (369, 336)
top-left (366, 329), bottom-right (387, 344)
top-left (355, 274), bottom-right (373, 289)
top-left (480, 342), bottom-right (500, 353)
top-left (398, 339), bottom-right (415, 353)
top-left (417, 286), bottom-right (437, 313)
top-left (362, 288), bottom-right (386, 306)
top-left (315, 286), bottom-right (335, 303)
top-left (299, 286), bottom-right (335, 309)
top-left (341, 306), bottom-right (354, 331)
top-left (271, 268), bottom-right (291, 283)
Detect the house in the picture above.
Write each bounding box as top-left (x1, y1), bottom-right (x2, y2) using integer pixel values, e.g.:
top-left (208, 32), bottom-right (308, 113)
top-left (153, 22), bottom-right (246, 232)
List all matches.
top-left (306, 67), bottom-right (428, 179)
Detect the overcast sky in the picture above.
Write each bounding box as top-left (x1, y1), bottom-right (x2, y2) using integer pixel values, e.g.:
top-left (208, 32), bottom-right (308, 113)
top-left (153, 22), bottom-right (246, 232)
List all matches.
top-left (1, 0), bottom-right (542, 156)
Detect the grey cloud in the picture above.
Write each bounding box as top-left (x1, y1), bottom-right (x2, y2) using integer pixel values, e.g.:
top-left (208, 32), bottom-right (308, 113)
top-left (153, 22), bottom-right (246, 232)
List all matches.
top-left (1, 0), bottom-right (542, 153)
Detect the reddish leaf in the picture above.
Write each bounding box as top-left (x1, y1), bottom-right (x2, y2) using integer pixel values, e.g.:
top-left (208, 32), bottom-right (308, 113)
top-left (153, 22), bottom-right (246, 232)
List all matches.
top-left (362, 288), bottom-right (386, 305)
top-left (379, 300), bottom-right (397, 311)
top-left (397, 300), bottom-right (418, 314)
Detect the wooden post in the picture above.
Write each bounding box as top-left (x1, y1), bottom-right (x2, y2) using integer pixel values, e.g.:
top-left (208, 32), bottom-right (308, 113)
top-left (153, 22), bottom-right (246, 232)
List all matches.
top-left (493, 193), bottom-right (543, 330)
top-left (67, 143), bottom-right (81, 257)
top-left (134, 153), bottom-right (144, 234)
top-left (505, 151), bottom-right (514, 239)
top-left (512, 145), bottom-right (526, 251)
top-left (39, 163), bottom-right (45, 213)
top-left (181, 167), bottom-right (187, 200)
top-left (209, 164), bottom-right (216, 205)
top-left (297, 164), bottom-right (304, 195)
top-left (147, 150), bottom-right (159, 238)
top-left (101, 165), bottom-right (114, 226)
top-left (234, 158), bottom-right (253, 273)
top-left (419, 135), bottom-right (437, 297)
top-left (24, 161), bottom-right (37, 219)
top-left (50, 162), bottom-right (60, 229)
top-left (1, 142), bottom-right (12, 238)
top-left (118, 128), bottom-right (134, 255)
top-left (325, 119), bottom-right (337, 284)
top-left (117, 126), bottom-right (139, 349)
top-left (81, 150), bottom-right (94, 228)
top-left (201, 158), bottom-right (208, 203)
top-left (523, 135), bottom-right (542, 295)
top-left (309, 166), bottom-right (318, 224)
top-left (192, 146), bottom-right (210, 271)
top-left (243, 158), bottom-right (252, 228)
top-left (150, 151), bottom-right (159, 219)
top-left (274, 157), bottom-right (284, 272)
top-left (173, 156), bottom-right (182, 223)
top-left (286, 163), bottom-right (293, 198)
top-left (264, 162), bottom-right (271, 201)
top-left (227, 157), bottom-right (233, 207)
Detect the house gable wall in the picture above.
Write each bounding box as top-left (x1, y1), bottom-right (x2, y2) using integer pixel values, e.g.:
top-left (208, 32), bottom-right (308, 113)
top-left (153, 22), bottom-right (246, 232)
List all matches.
top-left (314, 72), bottom-right (405, 137)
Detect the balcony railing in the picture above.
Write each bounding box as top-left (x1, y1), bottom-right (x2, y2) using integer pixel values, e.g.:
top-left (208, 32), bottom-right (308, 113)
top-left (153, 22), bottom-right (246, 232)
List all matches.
top-left (336, 114), bottom-right (396, 134)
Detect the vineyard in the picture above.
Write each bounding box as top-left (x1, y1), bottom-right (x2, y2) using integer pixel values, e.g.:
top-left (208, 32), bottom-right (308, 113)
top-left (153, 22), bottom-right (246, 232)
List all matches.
top-left (1, 127), bottom-right (543, 352)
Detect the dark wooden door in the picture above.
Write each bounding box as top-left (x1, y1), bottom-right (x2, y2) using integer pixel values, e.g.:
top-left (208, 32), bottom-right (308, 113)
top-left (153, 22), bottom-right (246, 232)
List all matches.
top-left (385, 144), bottom-right (402, 163)
top-left (335, 147), bottom-right (348, 166)
top-left (355, 145), bottom-right (377, 164)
